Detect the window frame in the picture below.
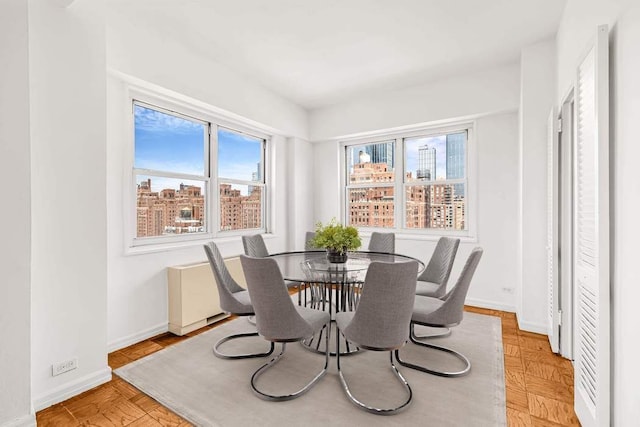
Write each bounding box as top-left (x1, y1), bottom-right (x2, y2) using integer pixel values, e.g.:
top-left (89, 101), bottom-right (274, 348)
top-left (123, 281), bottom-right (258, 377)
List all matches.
top-left (215, 126), bottom-right (267, 234)
top-left (125, 85), bottom-right (271, 251)
top-left (340, 121), bottom-right (476, 239)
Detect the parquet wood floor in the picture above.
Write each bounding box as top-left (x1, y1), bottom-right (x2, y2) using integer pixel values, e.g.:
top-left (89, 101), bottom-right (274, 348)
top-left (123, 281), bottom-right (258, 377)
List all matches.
top-left (36, 307), bottom-right (580, 426)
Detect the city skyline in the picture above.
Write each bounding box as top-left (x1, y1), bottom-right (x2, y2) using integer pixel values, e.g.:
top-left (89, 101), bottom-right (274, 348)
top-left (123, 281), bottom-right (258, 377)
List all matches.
top-left (136, 178), bottom-right (263, 237)
top-left (348, 160), bottom-right (465, 230)
top-left (134, 104), bottom-right (264, 196)
top-left (347, 132), bottom-right (467, 183)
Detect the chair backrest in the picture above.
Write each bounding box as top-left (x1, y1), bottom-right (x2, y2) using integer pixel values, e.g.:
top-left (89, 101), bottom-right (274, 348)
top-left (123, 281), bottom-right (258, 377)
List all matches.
top-left (344, 261), bottom-right (418, 350)
top-left (240, 255), bottom-right (314, 341)
top-left (368, 232), bottom-right (395, 253)
top-left (203, 242), bottom-right (251, 314)
top-left (418, 237), bottom-right (460, 289)
top-left (304, 231), bottom-right (316, 251)
top-left (242, 234), bottom-right (269, 258)
top-left (435, 247), bottom-right (483, 326)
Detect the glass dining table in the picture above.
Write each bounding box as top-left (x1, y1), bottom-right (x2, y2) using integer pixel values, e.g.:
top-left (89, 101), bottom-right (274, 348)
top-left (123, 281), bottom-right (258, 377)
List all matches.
top-left (268, 250), bottom-right (425, 355)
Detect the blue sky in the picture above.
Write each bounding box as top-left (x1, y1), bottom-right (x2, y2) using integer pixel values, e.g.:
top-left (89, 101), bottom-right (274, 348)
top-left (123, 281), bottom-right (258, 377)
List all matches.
top-left (135, 105), bottom-right (262, 193)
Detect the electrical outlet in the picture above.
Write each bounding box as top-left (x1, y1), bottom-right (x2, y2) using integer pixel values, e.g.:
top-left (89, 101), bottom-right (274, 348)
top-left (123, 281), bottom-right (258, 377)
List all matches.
top-left (52, 358), bottom-right (78, 376)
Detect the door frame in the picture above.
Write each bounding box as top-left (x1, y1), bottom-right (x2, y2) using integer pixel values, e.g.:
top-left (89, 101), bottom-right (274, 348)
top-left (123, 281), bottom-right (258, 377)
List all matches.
top-left (558, 89), bottom-right (575, 359)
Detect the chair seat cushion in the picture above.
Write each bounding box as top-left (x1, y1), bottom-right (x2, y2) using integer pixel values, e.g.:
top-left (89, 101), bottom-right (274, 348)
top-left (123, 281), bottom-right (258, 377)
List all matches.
top-left (415, 280), bottom-right (443, 298)
top-left (335, 311), bottom-right (355, 332)
top-left (232, 289), bottom-right (254, 315)
top-left (411, 295), bottom-right (446, 325)
top-left (295, 305), bottom-right (331, 333)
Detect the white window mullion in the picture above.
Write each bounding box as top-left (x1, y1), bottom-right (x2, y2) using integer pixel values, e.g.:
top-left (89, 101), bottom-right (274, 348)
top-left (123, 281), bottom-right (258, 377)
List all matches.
top-left (395, 137), bottom-right (404, 229)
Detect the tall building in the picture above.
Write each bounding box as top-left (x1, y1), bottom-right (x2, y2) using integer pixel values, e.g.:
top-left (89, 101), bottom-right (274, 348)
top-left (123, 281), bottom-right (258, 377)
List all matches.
top-left (446, 132), bottom-right (466, 196)
top-left (136, 179), bottom-right (205, 237)
top-left (417, 145), bottom-right (436, 180)
top-left (249, 161), bottom-right (262, 194)
top-left (348, 162), bottom-right (395, 227)
top-left (219, 184), bottom-right (262, 231)
top-left (364, 142), bottom-right (393, 169)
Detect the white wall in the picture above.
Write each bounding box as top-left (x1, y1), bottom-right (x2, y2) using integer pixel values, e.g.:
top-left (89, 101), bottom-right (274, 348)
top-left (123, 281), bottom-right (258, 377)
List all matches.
top-left (309, 65), bottom-right (522, 311)
top-left (309, 63), bottom-right (520, 141)
top-left (106, 14), bottom-right (307, 139)
top-left (518, 39), bottom-right (557, 333)
top-left (286, 137), bottom-right (316, 250)
top-left (29, 0), bottom-right (110, 410)
top-left (557, 0), bottom-right (639, 423)
top-left (610, 7), bottom-right (640, 423)
top-left (0, 0), bottom-right (33, 425)
top-left (105, 16), bottom-right (310, 349)
top-left (311, 141), bottom-right (343, 226)
top-left (556, 0), bottom-right (628, 104)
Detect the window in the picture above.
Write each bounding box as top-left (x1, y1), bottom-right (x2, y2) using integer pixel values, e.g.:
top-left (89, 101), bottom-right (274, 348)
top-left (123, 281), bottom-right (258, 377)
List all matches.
top-left (132, 99), bottom-right (268, 246)
top-left (345, 141), bottom-right (395, 228)
top-left (134, 103), bottom-right (208, 239)
top-left (217, 128), bottom-right (265, 231)
top-left (343, 125), bottom-right (472, 236)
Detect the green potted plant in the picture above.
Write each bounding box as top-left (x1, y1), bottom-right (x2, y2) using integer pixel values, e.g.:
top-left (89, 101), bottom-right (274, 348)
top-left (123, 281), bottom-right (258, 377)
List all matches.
top-left (310, 218), bottom-right (362, 263)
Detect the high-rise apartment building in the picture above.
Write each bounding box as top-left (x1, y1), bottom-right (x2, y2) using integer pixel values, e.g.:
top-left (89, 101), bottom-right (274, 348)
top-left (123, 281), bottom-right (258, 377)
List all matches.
top-left (348, 160), bottom-right (465, 230)
top-left (417, 145), bottom-right (436, 180)
top-left (446, 132), bottom-right (466, 196)
top-left (136, 179), bottom-right (262, 236)
top-left (249, 162), bottom-right (262, 194)
top-left (219, 184), bottom-right (262, 231)
top-left (363, 142), bottom-right (393, 169)
top-left (136, 179), bottom-right (205, 237)
top-left (349, 162), bottom-right (395, 227)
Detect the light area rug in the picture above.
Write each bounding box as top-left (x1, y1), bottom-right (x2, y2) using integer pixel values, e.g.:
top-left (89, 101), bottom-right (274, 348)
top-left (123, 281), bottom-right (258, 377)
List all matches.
top-left (116, 312), bottom-right (505, 426)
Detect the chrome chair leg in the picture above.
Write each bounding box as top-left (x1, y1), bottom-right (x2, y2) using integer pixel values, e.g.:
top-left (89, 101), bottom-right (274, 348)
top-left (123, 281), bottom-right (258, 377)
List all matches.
top-left (213, 332), bottom-right (275, 360)
top-left (251, 324), bottom-right (330, 401)
top-left (394, 323), bottom-right (471, 377)
top-left (412, 326), bottom-right (451, 339)
top-left (336, 330), bottom-right (412, 415)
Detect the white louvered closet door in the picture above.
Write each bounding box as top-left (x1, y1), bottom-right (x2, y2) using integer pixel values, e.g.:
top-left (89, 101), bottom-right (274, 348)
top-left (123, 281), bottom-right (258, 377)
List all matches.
top-left (546, 107), bottom-right (560, 354)
top-left (573, 25), bottom-right (610, 427)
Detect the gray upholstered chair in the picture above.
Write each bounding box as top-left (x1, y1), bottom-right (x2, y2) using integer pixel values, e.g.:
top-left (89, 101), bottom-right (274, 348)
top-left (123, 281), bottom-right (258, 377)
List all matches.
top-left (242, 234), bottom-right (269, 258)
top-left (240, 255), bottom-right (331, 401)
top-left (335, 260), bottom-right (418, 415)
top-left (203, 241), bottom-right (274, 360)
top-left (414, 236), bottom-right (460, 338)
top-left (395, 247), bottom-right (483, 377)
top-left (242, 233), bottom-right (300, 293)
top-left (367, 231), bottom-right (395, 253)
top-left (416, 236), bottom-right (460, 298)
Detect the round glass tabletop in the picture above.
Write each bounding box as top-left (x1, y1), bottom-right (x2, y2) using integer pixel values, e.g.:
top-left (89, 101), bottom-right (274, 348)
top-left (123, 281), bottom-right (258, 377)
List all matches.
top-left (268, 250), bottom-right (425, 283)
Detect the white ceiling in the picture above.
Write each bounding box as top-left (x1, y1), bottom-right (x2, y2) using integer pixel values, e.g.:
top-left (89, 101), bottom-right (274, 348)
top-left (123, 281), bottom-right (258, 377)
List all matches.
top-left (108, 0), bottom-right (566, 109)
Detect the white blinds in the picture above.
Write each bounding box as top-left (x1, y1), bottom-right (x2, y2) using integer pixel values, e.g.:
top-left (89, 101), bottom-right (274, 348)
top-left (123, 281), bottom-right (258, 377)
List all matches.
top-left (573, 25), bottom-right (610, 427)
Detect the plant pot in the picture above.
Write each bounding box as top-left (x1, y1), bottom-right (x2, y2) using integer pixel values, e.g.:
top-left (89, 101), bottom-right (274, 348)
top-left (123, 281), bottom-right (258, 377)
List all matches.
top-left (326, 248), bottom-right (348, 263)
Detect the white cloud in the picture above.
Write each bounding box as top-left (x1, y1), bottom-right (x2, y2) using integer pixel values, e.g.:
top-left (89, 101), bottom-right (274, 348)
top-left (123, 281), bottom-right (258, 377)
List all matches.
top-left (135, 105), bottom-right (203, 134)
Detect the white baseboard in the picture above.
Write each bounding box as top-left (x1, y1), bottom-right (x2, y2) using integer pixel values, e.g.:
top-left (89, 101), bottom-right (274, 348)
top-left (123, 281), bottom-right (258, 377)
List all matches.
top-left (0, 414), bottom-right (36, 427)
top-left (516, 320), bottom-right (547, 335)
top-left (465, 298), bottom-right (548, 336)
top-left (108, 322), bottom-right (168, 353)
top-left (33, 367), bottom-right (112, 412)
top-left (465, 297), bottom-right (516, 313)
